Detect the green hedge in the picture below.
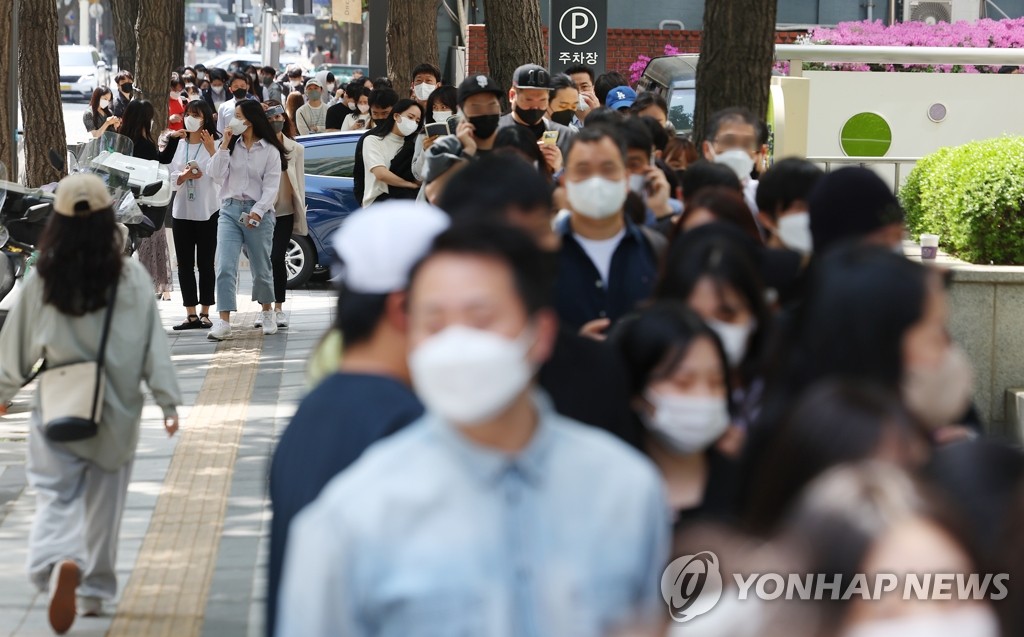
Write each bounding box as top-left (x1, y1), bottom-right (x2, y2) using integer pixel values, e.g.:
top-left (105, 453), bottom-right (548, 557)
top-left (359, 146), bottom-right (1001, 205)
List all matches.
top-left (900, 137), bottom-right (1024, 265)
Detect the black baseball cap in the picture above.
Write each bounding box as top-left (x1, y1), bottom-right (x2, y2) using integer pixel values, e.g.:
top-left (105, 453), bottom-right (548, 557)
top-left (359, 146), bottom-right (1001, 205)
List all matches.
top-left (457, 74), bottom-right (503, 104)
top-left (512, 64), bottom-right (552, 90)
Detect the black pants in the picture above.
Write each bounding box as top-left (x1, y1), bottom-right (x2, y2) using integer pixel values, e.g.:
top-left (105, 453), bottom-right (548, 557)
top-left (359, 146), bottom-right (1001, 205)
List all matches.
top-left (271, 213), bottom-right (295, 304)
top-left (171, 213), bottom-right (218, 308)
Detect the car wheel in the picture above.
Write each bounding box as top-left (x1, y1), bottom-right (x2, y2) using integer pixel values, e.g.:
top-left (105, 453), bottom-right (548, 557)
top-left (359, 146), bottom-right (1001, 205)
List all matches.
top-left (285, 235), bottom-right (315, 289)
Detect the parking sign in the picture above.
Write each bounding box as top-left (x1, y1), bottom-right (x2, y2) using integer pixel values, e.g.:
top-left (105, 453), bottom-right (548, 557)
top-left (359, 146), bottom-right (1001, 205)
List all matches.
top-left (549, 0), bottom-right (607, 76)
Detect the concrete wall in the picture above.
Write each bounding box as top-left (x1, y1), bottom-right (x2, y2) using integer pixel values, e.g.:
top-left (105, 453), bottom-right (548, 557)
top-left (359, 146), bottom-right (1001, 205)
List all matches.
top-left (801, 70), bottom-right (1024, 159)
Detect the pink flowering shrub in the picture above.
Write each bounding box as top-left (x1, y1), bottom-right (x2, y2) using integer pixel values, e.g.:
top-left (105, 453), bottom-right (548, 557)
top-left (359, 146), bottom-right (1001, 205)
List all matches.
top-left (629, 19), bottom-right (1024, 81)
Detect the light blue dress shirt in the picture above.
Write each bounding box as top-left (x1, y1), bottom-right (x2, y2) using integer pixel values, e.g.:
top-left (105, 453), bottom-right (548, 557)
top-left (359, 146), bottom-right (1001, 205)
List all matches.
top-left (276, 393), bottom-right (671, 637)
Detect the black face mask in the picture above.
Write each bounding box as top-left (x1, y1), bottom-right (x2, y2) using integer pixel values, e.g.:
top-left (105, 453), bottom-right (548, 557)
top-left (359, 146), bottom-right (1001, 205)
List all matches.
top-left (232, 88), bottom-right (248, 101)
top-left (262, 76), bottom-right (273, 87)
top-left (372, 118), bottom-right (389, 127)
top-left (468, 113), bottom-right (500, 139)
top-left (120, 82), bottom-right (133, 94)
top-left (550, 109), bottom-right (575, 127)
top-left (514, 106), bottom-right (545, 126)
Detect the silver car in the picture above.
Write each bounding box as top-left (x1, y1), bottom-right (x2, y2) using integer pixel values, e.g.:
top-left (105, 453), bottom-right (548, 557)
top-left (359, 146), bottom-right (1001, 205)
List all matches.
top-left (58, 45), bottom-right (110, 100)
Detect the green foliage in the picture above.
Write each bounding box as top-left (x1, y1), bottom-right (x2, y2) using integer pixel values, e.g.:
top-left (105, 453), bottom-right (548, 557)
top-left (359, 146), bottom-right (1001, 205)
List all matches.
top-left (900, 137), bottom-right (1024, 264)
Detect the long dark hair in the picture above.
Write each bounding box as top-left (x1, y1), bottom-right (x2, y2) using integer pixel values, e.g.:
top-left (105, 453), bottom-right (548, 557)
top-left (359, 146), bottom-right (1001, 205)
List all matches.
top-left (227, 99), bottom-right (288, 170)
top-left (183, 99), bottom-right (219, 139)
top-left (264, 99), bottom-right (296, 139)
top-left (120, 99), bottom-right (155, 146)
top-left (36, 209), bottom-right (123, 316)
top-left (89, 87), bottom-right (113, 122)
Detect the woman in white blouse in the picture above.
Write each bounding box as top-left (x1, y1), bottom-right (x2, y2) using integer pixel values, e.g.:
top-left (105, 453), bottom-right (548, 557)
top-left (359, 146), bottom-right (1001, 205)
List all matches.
top-left (168, 100), bottom-right (220, 331)
top-left (206, 99), bottom-right (288, 341)
top-left (260, 102), bottom-right (308, 330)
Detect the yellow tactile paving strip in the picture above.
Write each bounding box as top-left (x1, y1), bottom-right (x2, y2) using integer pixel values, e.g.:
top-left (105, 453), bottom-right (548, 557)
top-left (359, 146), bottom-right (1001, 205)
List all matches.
top-left (108, 313), bottom-right (263, 637)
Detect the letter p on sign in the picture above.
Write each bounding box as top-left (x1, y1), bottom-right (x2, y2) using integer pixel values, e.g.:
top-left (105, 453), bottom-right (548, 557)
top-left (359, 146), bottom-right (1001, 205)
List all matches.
top-left (559, 6), bottom-right (598, 46)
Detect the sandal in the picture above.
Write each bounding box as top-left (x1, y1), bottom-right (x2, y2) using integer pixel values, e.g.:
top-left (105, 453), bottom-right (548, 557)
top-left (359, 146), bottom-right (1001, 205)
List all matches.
top-left (198, 313), bottom-right (213, 329)
top-left (172, 315), bottom-right (203, 331)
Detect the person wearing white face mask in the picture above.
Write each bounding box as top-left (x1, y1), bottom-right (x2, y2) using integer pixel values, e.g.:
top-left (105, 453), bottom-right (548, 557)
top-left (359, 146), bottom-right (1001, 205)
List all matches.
top-left (277, 222), bottom-right (669, 637)
top-left (412, 85), bottom-right (457, 182)
top-left (554, 127), bottom-right (662, 339)
top-left (168, 100), bottom-right (221, 330)
top-left (701, 107), bottom-right (765, 219)
top-left (360, 99), bottom-right (423, 206)
top-left (84, 87), bottom-right (120, 138)
top-left (755, 158), bottom-right (824, 256)
top-left (613, 302), bottom-right (741, 528)
top-left (410, 62), bottom-right (441, 108)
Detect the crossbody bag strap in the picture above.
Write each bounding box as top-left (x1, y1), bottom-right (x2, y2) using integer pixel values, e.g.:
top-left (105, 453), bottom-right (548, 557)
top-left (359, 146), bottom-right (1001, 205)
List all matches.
top-left (90, 273), bottom-right (120, 422)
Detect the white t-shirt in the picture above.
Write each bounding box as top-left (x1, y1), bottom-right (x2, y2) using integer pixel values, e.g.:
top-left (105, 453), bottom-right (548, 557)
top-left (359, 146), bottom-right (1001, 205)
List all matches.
top-left (169, 140), bottom-right (219, 221)
top-left (342, 112), bottom-right (371, 131)
top-left (362, 133), bottom-right (406, 206)
top-left (295, 102), bottom-right (331, 135)
top-left (574, 228), bottom-right (626, 285)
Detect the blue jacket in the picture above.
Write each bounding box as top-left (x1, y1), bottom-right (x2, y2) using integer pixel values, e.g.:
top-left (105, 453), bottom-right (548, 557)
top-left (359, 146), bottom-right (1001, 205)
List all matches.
top-left (554, 217), bottom-right (660, 331)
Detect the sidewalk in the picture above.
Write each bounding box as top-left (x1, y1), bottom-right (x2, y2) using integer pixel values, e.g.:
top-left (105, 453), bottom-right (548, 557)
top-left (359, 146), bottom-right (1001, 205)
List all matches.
top-left (0, 280), bottom-right (336, 637)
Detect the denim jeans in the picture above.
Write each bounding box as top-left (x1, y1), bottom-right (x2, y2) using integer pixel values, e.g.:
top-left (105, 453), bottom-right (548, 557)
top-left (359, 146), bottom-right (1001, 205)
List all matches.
top-left (216, 198), bottom-right (275, 312)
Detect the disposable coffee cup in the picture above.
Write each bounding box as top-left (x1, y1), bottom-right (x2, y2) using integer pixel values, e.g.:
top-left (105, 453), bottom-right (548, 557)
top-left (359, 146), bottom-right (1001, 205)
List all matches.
top-left (920, 234), bottom-right (939, 260)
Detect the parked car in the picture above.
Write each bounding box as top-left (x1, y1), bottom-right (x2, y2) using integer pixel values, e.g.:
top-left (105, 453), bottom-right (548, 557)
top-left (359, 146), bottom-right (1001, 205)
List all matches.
top-left (58, 45), bottom-right (110, 100)
top-left (286, 131), bottom-right (363, 288)
top-left (635, 55), bottom-right (699, 135)
top-left (315, 64), bottom-right (369, 87)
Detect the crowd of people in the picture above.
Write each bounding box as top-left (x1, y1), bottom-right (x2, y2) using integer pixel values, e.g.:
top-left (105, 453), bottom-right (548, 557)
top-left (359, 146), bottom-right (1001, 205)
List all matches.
top-left (3, 54), bottom-right (1022, 636)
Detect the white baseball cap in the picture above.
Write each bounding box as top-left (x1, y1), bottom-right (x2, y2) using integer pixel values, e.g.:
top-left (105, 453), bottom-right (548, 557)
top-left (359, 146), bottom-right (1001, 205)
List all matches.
top-left (331, 201), bottom-right (451, 293)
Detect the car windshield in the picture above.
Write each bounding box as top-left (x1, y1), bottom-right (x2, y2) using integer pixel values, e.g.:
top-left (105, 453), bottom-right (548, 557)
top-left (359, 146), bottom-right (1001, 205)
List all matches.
top-left (60, 51), bottom-right (95, 67)
top-left (669, 88), bottom-right (696, 133)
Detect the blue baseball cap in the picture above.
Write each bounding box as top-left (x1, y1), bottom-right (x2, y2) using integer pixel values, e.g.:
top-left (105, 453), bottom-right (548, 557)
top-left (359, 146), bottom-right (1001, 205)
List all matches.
top-left (606, 85), bottom-right (637, 111)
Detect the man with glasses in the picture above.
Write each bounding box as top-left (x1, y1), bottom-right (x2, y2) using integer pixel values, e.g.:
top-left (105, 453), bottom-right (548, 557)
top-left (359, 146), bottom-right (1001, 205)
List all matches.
top-left (422, 74), bottom-right (505, 201)
top-left (497, 64), bottom-right (576, 159)
top-left (700, 107), bottom-right (765, 216)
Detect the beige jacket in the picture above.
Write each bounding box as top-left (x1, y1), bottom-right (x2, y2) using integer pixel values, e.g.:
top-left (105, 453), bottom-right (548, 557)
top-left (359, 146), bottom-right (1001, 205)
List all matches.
top-left (0, 259), bottom-right (181, 471)
top-left (280, 136), bottom-right (308, 236)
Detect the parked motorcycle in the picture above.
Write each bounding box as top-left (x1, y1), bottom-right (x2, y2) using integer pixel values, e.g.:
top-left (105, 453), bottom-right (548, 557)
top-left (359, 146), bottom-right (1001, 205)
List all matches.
top-left (0, 162), bottom-right (51, 331)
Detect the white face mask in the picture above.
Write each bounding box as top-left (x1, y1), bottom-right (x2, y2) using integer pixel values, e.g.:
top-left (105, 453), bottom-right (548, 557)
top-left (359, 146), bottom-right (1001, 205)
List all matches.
top-left (628, 173), bottom-right (646, 196)
top-left (712, 148), bottom-right (755, 182)
top-left (902, 343), bottom-right (974, 429)
top-left (99, 98), bottom-right (110, 109)
top-left (396, 117), bottom-right (419, 137)
top-left (409, 324), bottom-right (536, 425)
top-left (211, 84), bottom-right (225, 94)
top-left (776, 211), bottom-right (813, 254)
top-left (326, 83), bottom-right (335, 93)
top-left (184, 116), bottom-right (203, 132)
top-left (357, 102), bottom-right (370, 114)
top-left (414, 82), bottom-right (436, 101)
top-left (706, 317), bottom-right (755, 368)
top-left (228, 118), bottom-right (249, 135)
top-left (566, 176), bottom-right (628, 220)
top-left (198, 72), bottom-right (207, 81)
top-left (845, 606), bottom-right (1000, 637)
top-left (644, 392), bottom-right (730, 454)
top-left (433, 110), bottom-right (452, 124)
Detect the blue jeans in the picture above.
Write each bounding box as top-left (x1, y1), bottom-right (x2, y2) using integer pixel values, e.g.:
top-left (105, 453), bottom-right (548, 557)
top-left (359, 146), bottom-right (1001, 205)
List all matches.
top-left (216, 198), bottom-right (275, 312)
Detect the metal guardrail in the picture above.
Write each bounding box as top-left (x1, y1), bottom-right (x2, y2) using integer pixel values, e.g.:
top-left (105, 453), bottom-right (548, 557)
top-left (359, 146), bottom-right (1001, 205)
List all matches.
top-left (805, 156), bottom-right (921, 195)
top-left (775, 44), bottom-right (1024, 76)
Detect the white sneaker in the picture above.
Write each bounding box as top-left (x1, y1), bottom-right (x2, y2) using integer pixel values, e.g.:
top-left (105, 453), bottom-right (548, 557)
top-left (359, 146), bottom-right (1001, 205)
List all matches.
top-left (253, 313), bottom-right (262, 328)
top-left (262, 311), bottom-right (278, 335)
top-left (275, 310), bottom-right (288, 328)
top-left (208, 318), bottom-right (232, 341)
top-left (78, 596), bottom-right (103, 617)
top-left (48, 560), bottom-right (79, 634)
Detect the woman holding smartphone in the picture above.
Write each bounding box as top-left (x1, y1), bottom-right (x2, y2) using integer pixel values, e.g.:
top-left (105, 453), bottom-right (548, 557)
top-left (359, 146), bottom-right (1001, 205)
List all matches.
top-left (411, 86), bottom-right (457, 183)
top-left (168, 100), bottom-right (220, 331)
top-left (206, 99), bottom-right (288, 341)
top-left (257, 101), bottom-right (307, 330)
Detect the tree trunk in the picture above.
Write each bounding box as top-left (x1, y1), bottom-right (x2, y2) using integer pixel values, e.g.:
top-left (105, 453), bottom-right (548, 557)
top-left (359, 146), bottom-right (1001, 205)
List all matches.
top-left (0, 1), bottom-right (14, 177)
top-left (693, 0), bottom-right (777, 146)
top-left (169, 1), bottom-right (185, 71)
top-left (110, 0), bottom-right (140, 73)
top-left (484, 0), bottom-right (545, 110)
top-left (135, 0), bottom-right (181, 137)
top-left (19, 0), bottom-right (67, 187)
top-left (385, 0), bottom-right (439, 96)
